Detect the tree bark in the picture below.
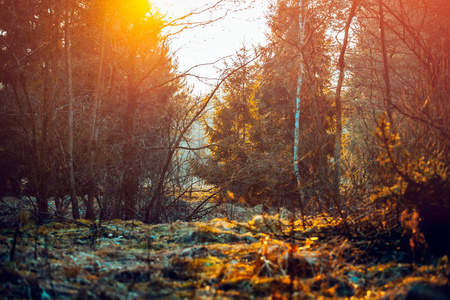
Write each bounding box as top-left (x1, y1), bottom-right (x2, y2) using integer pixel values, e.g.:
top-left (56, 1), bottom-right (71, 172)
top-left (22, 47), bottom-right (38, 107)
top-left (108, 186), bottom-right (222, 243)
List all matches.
top-left (378, 0), bottom-right (396, 132)
top-left (333, 0), bottom-right (359, 202)
top-left (122, 40), bottom-right (139, 220)
top-left (85, 7), bottom-right (107, 221)
top-left (65, 0), bottom-right (80, 220)
top-left (294, 0), bottom-right (307, 219)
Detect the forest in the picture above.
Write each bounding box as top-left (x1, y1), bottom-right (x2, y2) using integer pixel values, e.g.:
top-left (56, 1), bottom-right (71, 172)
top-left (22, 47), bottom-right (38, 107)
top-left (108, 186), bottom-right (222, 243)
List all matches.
top-left (0, 0), bottom-right (449, 298)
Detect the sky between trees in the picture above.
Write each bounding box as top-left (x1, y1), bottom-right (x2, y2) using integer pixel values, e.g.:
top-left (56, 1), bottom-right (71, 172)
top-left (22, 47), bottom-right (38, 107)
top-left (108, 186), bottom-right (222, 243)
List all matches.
top-left (151, 0), bottom-right (269, 92)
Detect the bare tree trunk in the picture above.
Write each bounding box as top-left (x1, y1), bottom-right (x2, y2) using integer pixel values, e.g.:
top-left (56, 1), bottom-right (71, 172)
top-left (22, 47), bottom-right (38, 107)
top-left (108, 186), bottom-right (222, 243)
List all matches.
top-left (11, 72), bottom-right (48, 223)
top-left (6, 41), bottom-right (49, 222)
top-left (122, 41), bottom-right (139, 220)
top-left (85, 8), bottom-right (107, 221)
top-left (65, 0), bottom-right (79, 220)
top-left (333, 0), bottom-right (359, 202)
top-left (294, 0), bottom-right (307, 221)
top-left (378, 0), bottom-right (396, 132)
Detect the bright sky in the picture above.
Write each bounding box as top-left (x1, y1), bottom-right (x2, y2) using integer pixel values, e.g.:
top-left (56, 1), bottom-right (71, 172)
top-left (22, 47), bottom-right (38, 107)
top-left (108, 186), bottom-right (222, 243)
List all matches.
top-left (151, 0), bottom-right (270, 93)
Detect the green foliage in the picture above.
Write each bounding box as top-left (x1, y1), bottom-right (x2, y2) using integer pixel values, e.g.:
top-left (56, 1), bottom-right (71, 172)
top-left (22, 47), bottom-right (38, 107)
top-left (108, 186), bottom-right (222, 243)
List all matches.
top-left (372, 112), bottom-right (450, 256)
top-left (193, 48), bottom-right (297, 207)
top-left (371, 112), bottom-right (406, 202)
top-left (372, 112), bottom-right (450, 209)
top-left (195, 0), bottom-right (339, 209)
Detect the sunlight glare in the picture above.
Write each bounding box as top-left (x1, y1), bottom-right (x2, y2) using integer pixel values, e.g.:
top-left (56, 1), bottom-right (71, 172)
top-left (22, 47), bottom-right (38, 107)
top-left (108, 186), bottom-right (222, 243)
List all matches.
top-left (119, 0), bottom-right (153, 22)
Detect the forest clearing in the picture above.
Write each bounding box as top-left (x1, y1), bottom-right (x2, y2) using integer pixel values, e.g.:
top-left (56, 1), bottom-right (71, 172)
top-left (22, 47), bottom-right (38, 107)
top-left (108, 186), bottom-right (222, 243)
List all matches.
top-left (1, 198), bottom-right (450, 299)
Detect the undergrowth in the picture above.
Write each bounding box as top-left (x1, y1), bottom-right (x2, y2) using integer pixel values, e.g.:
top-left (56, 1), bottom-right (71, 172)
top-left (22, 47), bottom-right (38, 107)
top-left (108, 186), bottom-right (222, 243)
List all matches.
top-left (1, 204), bottom-right (449, 299)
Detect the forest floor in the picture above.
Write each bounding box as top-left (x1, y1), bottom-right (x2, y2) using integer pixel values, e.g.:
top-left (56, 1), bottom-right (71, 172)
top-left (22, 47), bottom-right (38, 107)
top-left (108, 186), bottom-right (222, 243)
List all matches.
top-left (1, 202), bottom-right (449, 299)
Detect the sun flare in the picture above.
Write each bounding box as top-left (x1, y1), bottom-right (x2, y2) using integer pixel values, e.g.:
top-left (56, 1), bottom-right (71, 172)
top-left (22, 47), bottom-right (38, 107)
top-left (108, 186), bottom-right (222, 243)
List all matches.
top-left (118, 0), bottom-right (154, 22)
